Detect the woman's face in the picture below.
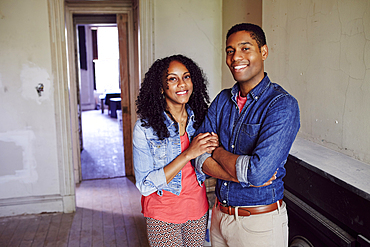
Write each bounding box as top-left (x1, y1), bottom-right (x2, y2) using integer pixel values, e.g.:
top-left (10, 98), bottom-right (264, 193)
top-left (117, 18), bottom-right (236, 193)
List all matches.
top-left (162, 60), bottom-right (193, 108)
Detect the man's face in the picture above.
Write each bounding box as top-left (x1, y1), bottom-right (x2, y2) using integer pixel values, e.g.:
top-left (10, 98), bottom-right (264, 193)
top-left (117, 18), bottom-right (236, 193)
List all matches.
top-left (226, 31), bottom-right (268, 85)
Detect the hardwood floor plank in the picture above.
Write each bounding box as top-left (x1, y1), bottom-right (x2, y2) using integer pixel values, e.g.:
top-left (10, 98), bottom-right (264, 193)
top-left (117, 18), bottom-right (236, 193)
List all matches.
top-left (22, 215), bottom-right (41, 242)
top-left (67, 207), bottom-right (82, 247)
top-left (19, 240), bottom-right (33, 247)
top-left (111, 178), bottom-right (128, 247)
top-left (7, 216), bottom-right (34, 247)
top-left (80, 181), bottom-right (93, 247)
top-left (44, 213), bottom-right (63, 247)
top-left (127, 177), bottom-right (150, 247)
top-left (119, 178), bottom-right (144, 247)
top-left (92, 180), bottom-right (104, 247)
top-left (0, 217), bottom-right (7, 237)
top-left (102, 179), bottom-right (117, 247)
top-left (31, 214), bottom-right (53, 247)
top-left (56, 213), bottom-right (74, 247)
top-left (0, 217), bottom-right (20, 246)
top-left (125, 179), bottom-right (148, 247)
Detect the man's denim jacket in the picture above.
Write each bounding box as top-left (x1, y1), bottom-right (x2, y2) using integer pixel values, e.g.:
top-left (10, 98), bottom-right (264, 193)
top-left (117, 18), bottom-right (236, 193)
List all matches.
top-left (133, 106), bottom-right (203, 197)
top-left (195, 74), bottom-right (300, 206)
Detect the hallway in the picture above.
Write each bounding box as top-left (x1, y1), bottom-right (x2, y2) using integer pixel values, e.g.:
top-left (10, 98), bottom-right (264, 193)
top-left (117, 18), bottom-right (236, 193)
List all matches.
top-left (80, 109), bottom-right (126, 180)
top-left (0, 110), bottom-right (149, 247)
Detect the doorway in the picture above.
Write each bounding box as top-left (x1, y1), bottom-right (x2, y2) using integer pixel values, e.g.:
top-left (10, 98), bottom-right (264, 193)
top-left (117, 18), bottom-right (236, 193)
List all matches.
top-left (76, 22), bottom-right (126, 180)
top-left (65, 2), bottom-right (139, 184)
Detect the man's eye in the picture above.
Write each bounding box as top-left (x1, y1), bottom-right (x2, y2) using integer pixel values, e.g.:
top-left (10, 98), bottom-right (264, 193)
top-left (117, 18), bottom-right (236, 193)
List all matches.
top-left (226, 50), bottom-right (234, 55)
top-left (243, 47), bottom-right (250, 51)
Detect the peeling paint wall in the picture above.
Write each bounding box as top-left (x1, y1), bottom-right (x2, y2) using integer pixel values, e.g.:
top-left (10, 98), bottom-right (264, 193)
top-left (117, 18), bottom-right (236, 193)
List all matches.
top-left (263, 0), bottom-right (370, 165)
top-left (0, 0), bottom-right (61, 215)
top-left (153, 0), bottom-right (222, 100)
top-left (222, 0), bottom-right (262, 89)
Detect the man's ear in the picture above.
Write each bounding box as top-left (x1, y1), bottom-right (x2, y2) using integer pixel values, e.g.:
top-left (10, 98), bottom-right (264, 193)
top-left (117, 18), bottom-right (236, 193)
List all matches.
top-left (261, 45), bottom-right (268, 61)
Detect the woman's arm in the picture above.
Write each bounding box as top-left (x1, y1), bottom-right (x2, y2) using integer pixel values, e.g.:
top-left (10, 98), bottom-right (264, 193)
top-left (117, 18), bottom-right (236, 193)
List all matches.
top-left (164, 132), bottom-right (218, 183)
top-left (133, 122), bottom-right (167, 196)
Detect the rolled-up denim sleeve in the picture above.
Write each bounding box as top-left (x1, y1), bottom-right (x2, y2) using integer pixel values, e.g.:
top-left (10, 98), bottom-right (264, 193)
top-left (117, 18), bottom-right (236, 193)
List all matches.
top-left (235, 155), bottom-right (252, 187)
top-left (133, 122), bottom-right (167, 196)
top-left (194, 152), bottom-right (211, 180)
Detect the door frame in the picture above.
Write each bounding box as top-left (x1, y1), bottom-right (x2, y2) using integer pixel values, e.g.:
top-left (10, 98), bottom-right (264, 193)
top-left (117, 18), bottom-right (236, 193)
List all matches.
top-left (65, 1), bottom-right (139, 183)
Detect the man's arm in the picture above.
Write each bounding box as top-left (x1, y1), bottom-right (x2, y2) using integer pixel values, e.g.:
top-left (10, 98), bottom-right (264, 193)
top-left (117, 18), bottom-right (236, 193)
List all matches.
top-left (211, 146), bottom-right (276, 187)
top-left (211, 146), bottom-right (238, 179)
top-left (202, 156), bottom-right (238, 182)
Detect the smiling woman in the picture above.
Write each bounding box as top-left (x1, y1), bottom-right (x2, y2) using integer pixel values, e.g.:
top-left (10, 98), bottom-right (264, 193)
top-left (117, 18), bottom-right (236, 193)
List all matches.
top-left (163, 60), bottom-right (194, 135)
top-left (133, 54), bottom-right (218, 246)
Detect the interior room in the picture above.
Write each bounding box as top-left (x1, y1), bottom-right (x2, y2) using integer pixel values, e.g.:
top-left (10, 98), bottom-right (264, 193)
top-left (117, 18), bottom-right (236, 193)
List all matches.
top-left (0, 0), bottom-right (369, 246)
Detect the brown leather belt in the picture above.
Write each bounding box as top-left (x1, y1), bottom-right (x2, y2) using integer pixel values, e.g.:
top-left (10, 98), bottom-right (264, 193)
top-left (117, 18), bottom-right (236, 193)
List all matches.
top-left (218, 199), bottom-right (283, 216)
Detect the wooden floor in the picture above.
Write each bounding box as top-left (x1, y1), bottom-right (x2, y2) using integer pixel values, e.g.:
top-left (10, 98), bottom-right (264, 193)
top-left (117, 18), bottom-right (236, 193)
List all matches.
top-left (0, 109), bottom-right (149, 247)
top-left (80, 109), bottom-right (126, 180)
top-left (0, 177), bottom-right (149, 247)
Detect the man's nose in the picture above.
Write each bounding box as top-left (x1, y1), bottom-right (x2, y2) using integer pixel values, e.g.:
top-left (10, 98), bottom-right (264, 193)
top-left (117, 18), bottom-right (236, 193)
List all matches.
top-left (232, 50), bottom-right (243, 62)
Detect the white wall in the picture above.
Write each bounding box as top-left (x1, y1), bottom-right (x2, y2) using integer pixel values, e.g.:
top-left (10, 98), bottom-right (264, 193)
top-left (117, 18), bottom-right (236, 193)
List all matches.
top-left (263, 0), bottom-right (370, 166)
top-left (80, 26), bottom-right (96, 111)
top-left (221, 0), bottom-right (262, 89)
top-left (153, 0), bottom-right (222, 100)
top-left (0, 0), bottom-right (74, 216)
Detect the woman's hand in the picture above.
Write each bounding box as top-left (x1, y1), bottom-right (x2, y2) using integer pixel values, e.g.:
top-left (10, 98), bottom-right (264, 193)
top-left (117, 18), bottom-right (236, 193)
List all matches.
top-left (184, 132), bottom-right (219, 160)
top-left (164, 132), bottom-right (218, 183)
top-left (207, 132), bottom-right (219, 154)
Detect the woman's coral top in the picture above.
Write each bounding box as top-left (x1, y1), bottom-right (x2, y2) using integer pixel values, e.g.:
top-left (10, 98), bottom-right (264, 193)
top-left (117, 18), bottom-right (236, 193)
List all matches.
top-left (141, 132), bottom-right (209, 224)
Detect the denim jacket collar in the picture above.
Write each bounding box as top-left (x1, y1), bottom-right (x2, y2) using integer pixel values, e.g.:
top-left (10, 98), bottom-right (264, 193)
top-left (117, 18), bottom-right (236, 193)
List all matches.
top-left (231, 72), bottom-right (270, 104)
top-left (163, 104), bottom-right (195, 131)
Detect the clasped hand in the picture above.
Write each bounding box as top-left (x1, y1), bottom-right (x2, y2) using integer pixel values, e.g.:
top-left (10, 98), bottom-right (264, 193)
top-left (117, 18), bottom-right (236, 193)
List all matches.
top-left (186, 132), bottom-right (219, 160)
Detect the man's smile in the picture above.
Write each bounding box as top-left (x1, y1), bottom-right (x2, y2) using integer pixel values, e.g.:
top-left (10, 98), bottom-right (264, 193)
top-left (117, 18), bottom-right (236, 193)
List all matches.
top-left (232, 64), bottom-right (248, 72)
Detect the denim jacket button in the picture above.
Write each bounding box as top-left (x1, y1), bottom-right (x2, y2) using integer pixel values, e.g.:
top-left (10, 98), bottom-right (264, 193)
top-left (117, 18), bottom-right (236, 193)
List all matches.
top-left (223, 200), bottom-right (227, 204)
top-left (224, 182), bottom-right (227, 186)
top-left (231, 145), bottom-right (235, 149)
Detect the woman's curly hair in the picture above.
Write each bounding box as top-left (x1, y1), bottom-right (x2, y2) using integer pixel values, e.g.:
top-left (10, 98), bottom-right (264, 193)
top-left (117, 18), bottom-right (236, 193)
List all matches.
top-left (136, 54), bottom-right (210, 140)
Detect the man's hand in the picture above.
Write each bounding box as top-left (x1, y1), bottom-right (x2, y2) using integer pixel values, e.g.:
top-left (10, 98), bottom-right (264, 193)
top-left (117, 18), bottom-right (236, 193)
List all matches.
top-left (250, 170), bottom-right (278, 188)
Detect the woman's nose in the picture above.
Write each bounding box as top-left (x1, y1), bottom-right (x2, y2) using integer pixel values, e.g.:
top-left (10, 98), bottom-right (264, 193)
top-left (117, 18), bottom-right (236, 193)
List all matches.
top-left (178, 78), bottom-right (186, 87)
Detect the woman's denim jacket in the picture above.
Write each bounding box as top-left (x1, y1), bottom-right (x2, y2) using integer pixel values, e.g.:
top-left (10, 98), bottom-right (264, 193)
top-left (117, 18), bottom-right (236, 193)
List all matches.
top-left (133, 106), bottom-right (204, 196)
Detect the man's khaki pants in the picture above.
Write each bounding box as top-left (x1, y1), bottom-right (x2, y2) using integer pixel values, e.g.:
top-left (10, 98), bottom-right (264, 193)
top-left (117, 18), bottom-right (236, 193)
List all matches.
top-left (210, 201), bottom-right (288, 247)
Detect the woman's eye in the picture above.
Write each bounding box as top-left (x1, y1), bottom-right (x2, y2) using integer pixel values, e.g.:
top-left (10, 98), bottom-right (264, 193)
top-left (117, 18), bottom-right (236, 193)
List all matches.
top-left (167, 77), bottom-right (178, 83)
top-left (184, 74), bottom-right (191, 80)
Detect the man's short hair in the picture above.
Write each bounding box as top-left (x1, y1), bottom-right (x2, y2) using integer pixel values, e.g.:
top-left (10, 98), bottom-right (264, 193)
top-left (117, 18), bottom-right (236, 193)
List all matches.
top-left (226, 23), bottom-right (267, 50)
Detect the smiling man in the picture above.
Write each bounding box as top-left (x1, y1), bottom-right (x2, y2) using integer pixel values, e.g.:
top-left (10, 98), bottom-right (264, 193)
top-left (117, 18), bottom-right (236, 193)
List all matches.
top-left (194, 23), bottom-right (301, 246)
